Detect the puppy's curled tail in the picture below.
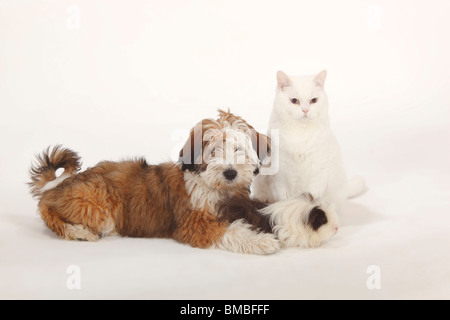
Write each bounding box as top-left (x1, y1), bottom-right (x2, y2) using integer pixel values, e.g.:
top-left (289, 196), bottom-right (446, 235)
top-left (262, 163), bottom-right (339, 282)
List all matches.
top-left (28, 145), bottom-right (81, 199)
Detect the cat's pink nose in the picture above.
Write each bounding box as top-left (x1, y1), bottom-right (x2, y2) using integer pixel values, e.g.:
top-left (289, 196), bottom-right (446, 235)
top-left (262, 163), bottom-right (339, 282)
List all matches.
top-left (302, 109), bottom-right (309, 114)
top-left (334, 226), bottom-right (339, 233)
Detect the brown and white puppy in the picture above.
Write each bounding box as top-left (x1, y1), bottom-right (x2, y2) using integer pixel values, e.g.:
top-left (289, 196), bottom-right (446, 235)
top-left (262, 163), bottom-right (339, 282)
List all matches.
top-left (28, 110), bottom-right (277, 255)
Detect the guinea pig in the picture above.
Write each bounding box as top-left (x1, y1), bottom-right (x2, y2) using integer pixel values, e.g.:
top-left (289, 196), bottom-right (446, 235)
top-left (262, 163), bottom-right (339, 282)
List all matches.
top-left (218, 193), bottom-right (339, 249)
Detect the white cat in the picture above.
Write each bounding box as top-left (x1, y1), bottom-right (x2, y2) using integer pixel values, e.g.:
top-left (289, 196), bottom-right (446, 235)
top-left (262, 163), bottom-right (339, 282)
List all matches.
top-left (252, 70), bottom-right (366, 208)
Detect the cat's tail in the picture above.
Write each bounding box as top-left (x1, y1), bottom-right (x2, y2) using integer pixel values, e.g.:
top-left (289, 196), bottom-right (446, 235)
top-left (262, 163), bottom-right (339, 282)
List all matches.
top-left (346, 175), bottom-right (367, 199)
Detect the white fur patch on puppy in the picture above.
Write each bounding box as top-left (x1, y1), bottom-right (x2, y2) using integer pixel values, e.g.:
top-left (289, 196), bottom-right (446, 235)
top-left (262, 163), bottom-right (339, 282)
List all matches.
top-left (212, 219), bottom-right (280, 255)
top-left (40, 172), bottom-right (72, 192)
top-left (64, 224), bottom-right (99, 241)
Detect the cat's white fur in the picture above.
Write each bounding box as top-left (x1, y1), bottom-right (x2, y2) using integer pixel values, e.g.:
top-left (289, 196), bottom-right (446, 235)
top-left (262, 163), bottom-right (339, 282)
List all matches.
top-left (252, 70), bottom-right (366, 207)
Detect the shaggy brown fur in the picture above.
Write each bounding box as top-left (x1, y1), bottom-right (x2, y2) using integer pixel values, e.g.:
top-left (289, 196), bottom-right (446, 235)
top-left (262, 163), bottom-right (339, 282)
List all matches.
top-left (28, 111), bottom-right (277, 254)
top-left (218, 196), bottom-right (272, 233)
top-left (29, 149), bottom-right (228, 247)
top-left (179, 119), bottom-right (218, 173)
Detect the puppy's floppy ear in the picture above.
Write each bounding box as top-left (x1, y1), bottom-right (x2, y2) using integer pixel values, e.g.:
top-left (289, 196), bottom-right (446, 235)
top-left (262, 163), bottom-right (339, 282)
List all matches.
top-left (179, 122), bottom-right (204, 172)
top-left (251, 131), bottom-right (271, 161)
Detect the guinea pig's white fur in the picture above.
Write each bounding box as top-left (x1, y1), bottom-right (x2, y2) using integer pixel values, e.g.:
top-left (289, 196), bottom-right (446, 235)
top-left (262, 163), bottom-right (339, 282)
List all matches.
top-left (260, 194), bottom-right (339, 248)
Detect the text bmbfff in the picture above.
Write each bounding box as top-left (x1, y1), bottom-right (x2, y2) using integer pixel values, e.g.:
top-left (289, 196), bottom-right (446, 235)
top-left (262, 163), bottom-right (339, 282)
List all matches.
top-left (180, 304), bottom-right (270, 317)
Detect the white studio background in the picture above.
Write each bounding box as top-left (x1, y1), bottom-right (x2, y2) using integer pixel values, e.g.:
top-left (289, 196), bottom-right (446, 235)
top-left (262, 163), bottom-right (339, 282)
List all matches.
top-left (1, 0), bottom-right (449, 299)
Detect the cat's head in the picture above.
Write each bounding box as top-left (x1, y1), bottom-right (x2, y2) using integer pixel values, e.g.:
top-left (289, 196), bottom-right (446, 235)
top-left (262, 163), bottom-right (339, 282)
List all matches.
top-left (273, 70), bottom-right (329, 123)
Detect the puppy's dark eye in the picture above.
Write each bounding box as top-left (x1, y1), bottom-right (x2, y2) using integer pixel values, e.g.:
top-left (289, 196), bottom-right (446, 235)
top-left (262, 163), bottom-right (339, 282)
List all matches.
top-left (290, 98), bottom-right (299, 104)
top-left (210, 148), bottom-right (215, 155)
top-left (310, 98), bottom-right (318, 104)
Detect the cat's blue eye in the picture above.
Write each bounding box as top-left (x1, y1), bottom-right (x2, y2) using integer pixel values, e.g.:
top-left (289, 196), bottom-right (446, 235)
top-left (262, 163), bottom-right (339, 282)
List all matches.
top-left (290, 98), bottom-right (299, 104)
top-left (310, 98), bottom-right (318, 104)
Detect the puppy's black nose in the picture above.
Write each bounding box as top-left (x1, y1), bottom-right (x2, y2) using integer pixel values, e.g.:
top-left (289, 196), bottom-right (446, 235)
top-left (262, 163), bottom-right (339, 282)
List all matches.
top-left (253, 167), bottom-right (260, 176)
top-left (223, 169), bottom-right (238, 181)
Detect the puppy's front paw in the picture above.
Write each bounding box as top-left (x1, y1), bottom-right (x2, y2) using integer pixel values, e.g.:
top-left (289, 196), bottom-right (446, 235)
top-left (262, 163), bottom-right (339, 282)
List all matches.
top-left (65, 224), bottom-right (100, 242)
top-left (213, 219), bottom-right (280, 255)
top-left (246, 231), bottom-right (280, 255)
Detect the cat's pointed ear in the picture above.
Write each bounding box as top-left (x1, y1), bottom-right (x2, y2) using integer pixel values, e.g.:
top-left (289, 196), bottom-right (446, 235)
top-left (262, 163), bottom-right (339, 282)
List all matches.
top-left (277, 71), bottom-right (292, 90)
top-left (314, 70), bottom-right (327, 88)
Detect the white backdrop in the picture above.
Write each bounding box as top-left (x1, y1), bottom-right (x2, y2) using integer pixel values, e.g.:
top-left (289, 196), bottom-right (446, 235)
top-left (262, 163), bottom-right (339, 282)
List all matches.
top-left (1, 0), bottom-right (449, 300)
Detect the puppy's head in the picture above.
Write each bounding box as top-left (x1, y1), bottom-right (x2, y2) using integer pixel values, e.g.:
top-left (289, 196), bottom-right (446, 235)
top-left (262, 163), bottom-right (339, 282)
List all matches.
top-left (179, 110), bottom-right (270, 193)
